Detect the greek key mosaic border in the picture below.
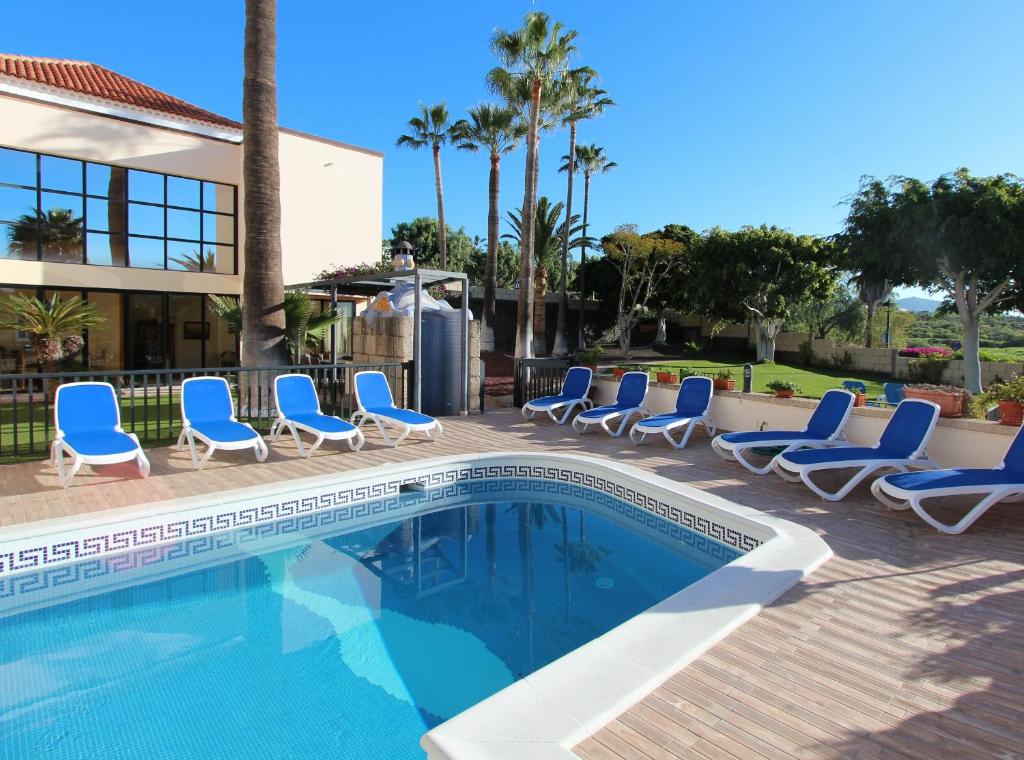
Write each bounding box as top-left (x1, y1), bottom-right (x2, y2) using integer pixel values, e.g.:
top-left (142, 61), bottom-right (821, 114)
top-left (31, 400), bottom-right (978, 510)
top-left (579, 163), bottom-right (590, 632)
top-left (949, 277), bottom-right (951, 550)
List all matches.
top-left (0, 463), bottom-right (762, 583)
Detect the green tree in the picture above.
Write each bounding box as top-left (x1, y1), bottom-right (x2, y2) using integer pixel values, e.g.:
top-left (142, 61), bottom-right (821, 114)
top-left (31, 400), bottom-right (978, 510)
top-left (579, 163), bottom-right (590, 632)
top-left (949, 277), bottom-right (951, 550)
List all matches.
top-left (9, 208), bottom-right (84, 261)
top-left (396, 102), bottom-right (457, 270)
top-left (488, 12), bottom-right (579, 358)
top-left (388, 217), bottom-right (481, 275)
top-left (600, 225), bottom-right (688, 359)
top-left (691, 226), bottom-right (834, 361)
top-left (0, 293), bottom-right (103, 372)
top-left (452, 104), bottom-right (526, 350)
top-left (553, 71), bottom-right (614, 356)
top-left (503, 196), bottom-right (588, 294)
top-left (170, 247), bottom-right (216, 272)
top-left (561, 144), bottom-right (616, 346)
top-left (241, 0), bottom-right (288, 366)
top-left (788, 282), bottom-right (865, 343)
top-left (896, 169), bottom-right (1024, 392)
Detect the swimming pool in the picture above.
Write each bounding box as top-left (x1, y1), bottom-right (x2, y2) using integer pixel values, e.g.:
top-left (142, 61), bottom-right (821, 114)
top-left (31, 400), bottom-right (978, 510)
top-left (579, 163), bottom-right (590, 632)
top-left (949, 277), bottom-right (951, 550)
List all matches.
top-left (0, 453), bottom-right (831, 758)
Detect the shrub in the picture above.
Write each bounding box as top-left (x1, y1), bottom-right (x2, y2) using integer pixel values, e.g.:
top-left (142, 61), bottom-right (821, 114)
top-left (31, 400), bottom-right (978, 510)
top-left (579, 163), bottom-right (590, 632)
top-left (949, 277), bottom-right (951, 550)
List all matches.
top-left (575, 346), bottom-right (604, 365)
top-left (899, 346), bottom-right (953, 359)
top-left (766, 379), bottom-right (801, 393)
top-left (906, 356), bottom-right (949, 384)
top-left (971, 374), bottom-right (1024, 417)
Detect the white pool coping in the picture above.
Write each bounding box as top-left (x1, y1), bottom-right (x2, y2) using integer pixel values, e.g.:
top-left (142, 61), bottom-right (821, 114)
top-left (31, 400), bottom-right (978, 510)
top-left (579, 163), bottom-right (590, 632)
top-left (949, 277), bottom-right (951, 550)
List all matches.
top-left (0, 452), bottom-right (831, 759)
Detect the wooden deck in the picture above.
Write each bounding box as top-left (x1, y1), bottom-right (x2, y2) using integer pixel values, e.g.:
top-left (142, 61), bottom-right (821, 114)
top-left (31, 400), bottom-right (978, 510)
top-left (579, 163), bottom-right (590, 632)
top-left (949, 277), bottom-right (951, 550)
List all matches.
top-left (2, 408), bottom-right (1023, 759)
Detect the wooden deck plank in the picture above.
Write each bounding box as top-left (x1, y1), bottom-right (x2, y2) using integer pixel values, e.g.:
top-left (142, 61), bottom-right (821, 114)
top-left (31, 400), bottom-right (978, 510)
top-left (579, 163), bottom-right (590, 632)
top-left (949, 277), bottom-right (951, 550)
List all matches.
top-left (1, 408), bottom-right (1022, 760)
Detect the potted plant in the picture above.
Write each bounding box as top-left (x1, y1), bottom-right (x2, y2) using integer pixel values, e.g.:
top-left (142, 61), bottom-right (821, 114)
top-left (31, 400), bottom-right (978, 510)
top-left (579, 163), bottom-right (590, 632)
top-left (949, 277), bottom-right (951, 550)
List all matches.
top-left (714, 368), bottom-right (735, 391)
top-left (766, 379), bottom-right (800, 398)
top-left (612, 365), bottom-right (630, 379)
top-left (904, 383), bottom-right (968, 418)
top-left (0, 293), bottom-right (104, 374)
top-left (575, 346), bottom-right (603, 372)
top-left (971, 375), bottom-right (1024, 426)
top-left (655, 367), bottom-right (679, 384)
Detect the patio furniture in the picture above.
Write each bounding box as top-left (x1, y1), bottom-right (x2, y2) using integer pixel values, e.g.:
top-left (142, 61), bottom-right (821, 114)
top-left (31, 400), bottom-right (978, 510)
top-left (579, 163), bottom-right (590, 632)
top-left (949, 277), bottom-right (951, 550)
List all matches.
top-left (177, 376), bottom-right (268, 469)
top-left (352, 370), bottom-right (442, 447)
top-left (878, 382), bottom-right (904, 407)
top-left (773, 398), bottom-right (940, 501)
top-left (50, 381), bottom-right (150, 489)
top-left (629, 375), bottom-right (715, 449)
top-left (842, 380), bottom-right (867, 395)
top-left (871, 425), bottom-right (1024, 534)
top-left (572, 371), bottom-right (649, 437)
top-left (522, 366), bottom-right (593, 424)
top-left (711, 389), bottom-right (855, 475)
top-left (271, 373), bottom-right (364, 457)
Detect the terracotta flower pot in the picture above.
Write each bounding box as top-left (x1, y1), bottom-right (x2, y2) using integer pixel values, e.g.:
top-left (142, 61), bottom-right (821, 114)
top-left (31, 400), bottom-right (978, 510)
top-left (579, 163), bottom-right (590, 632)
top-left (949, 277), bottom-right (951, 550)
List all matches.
top-left (853, 393), bottom-right (867, 407)
top-left (774, 390), bottom-right (795, 399)
top-left (904, 388), bottom-right (963, 418)
top-left (656, 372), bottom-right (678, 384)
top-left (714, 379), bottom-right (736, 391)
top-left (612, 368), bottom-right (627, 379)
top-left (998, 400), bottom-right (1024, 426)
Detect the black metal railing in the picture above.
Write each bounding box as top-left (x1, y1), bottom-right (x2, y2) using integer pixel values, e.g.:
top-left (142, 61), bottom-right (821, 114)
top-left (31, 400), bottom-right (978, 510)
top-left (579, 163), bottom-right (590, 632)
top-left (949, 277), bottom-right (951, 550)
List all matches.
top-left (513, 357), bottom-right (572, 407)
top-left (0, 362), bottom-right (410, 462)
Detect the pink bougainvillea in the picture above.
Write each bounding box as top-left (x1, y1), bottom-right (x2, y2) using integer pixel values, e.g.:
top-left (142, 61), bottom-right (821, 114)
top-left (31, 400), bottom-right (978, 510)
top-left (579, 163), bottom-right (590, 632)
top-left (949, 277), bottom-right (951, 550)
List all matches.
top-left (899, 346), bottom-right (953, 359)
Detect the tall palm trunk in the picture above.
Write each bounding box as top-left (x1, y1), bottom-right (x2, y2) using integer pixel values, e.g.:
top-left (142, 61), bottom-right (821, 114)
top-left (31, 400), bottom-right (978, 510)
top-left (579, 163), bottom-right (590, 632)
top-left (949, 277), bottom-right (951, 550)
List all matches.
top-left (241, 0), bottom-right (288, 367)
top-left (553, 122), bottom-right (576, 357)
top-left (432, 144), bottom-right (448, 269)
top-left (515, 81), bottom-right (541, 358)
top-left (577, 172), bottom-right (591, 348)
top-left (482, 151), bottom-right (501, 351)
top-left (864, 303), bottom-right (875, 348)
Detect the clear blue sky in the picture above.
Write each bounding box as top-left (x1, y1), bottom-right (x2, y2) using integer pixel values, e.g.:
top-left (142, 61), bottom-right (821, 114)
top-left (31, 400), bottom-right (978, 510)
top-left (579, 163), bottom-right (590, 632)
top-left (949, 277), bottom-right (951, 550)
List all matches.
top-left (4, 1), bottom-right (1022, 297)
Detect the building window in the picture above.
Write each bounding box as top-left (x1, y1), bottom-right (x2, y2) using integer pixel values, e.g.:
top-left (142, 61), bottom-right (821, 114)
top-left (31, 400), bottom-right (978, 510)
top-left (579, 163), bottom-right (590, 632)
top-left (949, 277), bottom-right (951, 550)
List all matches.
top-left (0, 146), bottom-right (237, 273)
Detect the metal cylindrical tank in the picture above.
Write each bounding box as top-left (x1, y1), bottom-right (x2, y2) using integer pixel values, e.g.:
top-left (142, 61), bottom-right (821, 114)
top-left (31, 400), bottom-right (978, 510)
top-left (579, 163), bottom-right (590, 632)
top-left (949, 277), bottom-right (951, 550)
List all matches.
top-left (420, 311), bottom-right (465, 416)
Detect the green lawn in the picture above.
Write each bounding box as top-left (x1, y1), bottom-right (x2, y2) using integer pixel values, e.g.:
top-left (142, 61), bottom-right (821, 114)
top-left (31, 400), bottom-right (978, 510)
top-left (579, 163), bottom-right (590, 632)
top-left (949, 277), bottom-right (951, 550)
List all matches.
top-left (632, 359), bottom-right (887, 400)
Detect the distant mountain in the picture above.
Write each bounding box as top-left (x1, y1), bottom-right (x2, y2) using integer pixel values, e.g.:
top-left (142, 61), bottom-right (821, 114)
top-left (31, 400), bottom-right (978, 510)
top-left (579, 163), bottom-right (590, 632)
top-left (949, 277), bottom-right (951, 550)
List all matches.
top-left (897, 297), bottom-right (942, 313)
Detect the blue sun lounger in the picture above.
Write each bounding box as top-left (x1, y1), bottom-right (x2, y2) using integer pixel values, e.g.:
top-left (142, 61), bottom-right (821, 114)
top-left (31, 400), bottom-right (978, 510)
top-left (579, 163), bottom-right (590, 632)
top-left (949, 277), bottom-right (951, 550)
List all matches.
top-left (629, 375), bottom-right (715, 449)
top-left (271, 373), bottom-right (364, 457)
top-left (871, 425), bottom-right (1024, 534)
top-left (711, 389), bottom-right (855, 474)
top-left (522, 366), bottom-right (593, 424)
top-left (572, 371), bottom-right (649, 437)
top-left (177, 376), bottom-right (268, 469)
top-left (352, 370), bottom-right (442, 447)
top-left (773, 398), bottom-right (940, 501)
top-left (50, 381), bottom-right (150, 488)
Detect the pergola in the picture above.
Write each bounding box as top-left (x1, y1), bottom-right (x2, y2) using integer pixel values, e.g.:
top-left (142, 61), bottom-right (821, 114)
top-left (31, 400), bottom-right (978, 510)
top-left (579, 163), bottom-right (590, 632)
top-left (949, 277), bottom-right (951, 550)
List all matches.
top-left (286, 268), bottom-right (471, 415)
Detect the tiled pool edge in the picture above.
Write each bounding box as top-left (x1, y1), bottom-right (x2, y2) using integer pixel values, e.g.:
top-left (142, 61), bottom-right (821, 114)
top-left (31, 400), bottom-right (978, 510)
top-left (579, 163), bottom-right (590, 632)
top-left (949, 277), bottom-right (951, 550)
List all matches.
top-left (0, 453), bottom-right (831, 760)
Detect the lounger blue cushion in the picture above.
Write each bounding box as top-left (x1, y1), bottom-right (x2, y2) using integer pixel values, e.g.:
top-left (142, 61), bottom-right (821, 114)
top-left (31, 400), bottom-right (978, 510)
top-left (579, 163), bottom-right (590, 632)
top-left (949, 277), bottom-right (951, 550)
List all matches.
top-left (720, 430), bottom-right (821, 445)
top-left (364, 407), bottom-right (436, 426)
top-left (806, 390), bottom-right (855, 438)
top-left (637, 412), bottom-right (695, 429)
top-left (577, 404), bottom-right (631, 420)
top-left (62, 430), bottom-right (139, 456)
top-left (276, 375), bottom-right (321, 417)
top-left (528, 394), bottom-right (575, 409)
top-left (183, 378), bottom-right (235, 423)
top-left (674, 377), bottom-right (712, 417)
top-left (615, 373), bottom-right (649, 408)
top-left (781, 446), bottom-right (905, 466)
top-left (190, 420), bottom-right (259, 443)
top-left (883, 469), bottom-right (1024, 491)
top-left (561, 366), bottom-right (592, 400)
top-left (56, 384), bottom-right (120, 435)
top-left (875, 400), bottom-right (937, 457)
top-left (288, 412), bottom-right (357, 434)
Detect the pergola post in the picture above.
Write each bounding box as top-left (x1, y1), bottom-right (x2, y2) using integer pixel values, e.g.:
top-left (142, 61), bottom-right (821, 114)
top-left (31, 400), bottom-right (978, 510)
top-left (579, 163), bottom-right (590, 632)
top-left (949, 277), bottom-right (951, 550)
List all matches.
top-left (460, 274), bottom-right (469, 415)
top-left (414, 269), bottom-right (422, 412)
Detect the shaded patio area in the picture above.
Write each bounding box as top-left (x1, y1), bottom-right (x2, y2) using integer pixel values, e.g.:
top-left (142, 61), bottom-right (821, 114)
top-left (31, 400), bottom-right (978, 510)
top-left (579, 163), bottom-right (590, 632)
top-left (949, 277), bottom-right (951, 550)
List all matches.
top-left (2, 408), bottom-right (1022, 758)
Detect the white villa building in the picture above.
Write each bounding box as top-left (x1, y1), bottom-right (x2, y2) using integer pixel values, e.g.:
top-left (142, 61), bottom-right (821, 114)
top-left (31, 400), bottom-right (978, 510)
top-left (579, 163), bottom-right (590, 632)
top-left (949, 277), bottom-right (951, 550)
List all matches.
top-left (0, 53), bottom-right (382, 372)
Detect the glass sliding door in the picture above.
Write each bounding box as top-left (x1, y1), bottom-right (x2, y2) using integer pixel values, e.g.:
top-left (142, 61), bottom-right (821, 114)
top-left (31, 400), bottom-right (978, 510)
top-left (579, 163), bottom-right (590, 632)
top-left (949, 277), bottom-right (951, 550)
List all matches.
top-left (168, 294), bottom-right (203, 369)
top-left (85, 292), bottom-right (122, 371)
top-left (126, 293), bottom-right (165, 370)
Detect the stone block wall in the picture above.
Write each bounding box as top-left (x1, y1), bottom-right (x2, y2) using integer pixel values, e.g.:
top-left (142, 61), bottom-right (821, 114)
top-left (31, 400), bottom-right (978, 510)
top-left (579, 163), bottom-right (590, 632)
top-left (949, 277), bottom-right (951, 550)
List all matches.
top-left (352, 315), bottom-right (482, 412)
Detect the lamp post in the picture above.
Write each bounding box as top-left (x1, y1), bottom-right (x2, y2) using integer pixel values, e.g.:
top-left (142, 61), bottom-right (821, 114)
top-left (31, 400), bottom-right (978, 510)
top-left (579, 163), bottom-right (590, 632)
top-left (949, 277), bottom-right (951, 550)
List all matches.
top-left (883, 299), bottom-right (894, 348)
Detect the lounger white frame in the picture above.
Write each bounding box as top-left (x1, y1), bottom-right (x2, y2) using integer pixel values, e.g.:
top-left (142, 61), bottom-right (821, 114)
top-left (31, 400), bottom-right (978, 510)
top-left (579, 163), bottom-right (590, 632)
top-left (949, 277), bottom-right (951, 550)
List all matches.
top-left (521, 368), bottom-right (594, 424)
top-left (871, 471), bottom-right (1024, 535)
top-left (177, 376), bottom-right (269, 469)
top-left (711, 389), bottom-right (855, 475)
top-left (269, 374), bottom-right (364, 457)
top-left (629, 376), bottom-right (716, 449)
top-left (773, 400), bottom-right (941, 501)
top-left (50, 381), bottom-right (150, 489)
top-left (571, 371), bottom-right (649, 438)
top-left (351, 370), bottom-right (443, 447)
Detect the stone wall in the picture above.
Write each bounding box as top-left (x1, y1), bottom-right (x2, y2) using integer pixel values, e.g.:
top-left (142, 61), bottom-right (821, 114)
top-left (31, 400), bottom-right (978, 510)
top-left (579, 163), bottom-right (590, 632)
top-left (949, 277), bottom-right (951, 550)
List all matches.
top-left (352, 315), bottom-right (482, 412)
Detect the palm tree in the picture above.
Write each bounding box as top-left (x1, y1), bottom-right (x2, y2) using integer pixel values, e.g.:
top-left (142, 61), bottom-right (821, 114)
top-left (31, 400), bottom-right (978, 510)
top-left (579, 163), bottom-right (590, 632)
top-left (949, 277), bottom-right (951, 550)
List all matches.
top-left (553, 71), bottom-right (613, 356)
top-left (170, 247), bottom-right (216, 272)
top-left (209, 292), bottom-right (345, 364)
top-left (9, 208), bottom-right (84, 261)
top-left (0, 293), bottom-right (103, 372)
top-left (488, 12), bottom-right (579, 358)
top-left (396, 103), bottom-right (456, 270)
top-left (452, 104), bottom-right (526, 351)
top-left (560, 144), bottom-right (616, 347)
top-left (242, 0), bottom-right (289, 366)
top-left (503, 196), bottom-right (588, 282)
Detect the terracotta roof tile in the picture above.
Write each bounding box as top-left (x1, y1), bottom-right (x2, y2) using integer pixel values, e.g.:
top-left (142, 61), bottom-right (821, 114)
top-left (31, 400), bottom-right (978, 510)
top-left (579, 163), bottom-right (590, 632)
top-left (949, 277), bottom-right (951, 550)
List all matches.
top-left (0, 53), bottom-right (240, 131)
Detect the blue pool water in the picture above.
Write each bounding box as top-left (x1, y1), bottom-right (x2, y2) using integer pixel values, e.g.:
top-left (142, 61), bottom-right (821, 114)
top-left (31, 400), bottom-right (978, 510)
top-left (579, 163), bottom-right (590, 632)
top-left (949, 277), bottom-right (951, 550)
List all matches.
top-left (0, 479), bottom-right (739, 759)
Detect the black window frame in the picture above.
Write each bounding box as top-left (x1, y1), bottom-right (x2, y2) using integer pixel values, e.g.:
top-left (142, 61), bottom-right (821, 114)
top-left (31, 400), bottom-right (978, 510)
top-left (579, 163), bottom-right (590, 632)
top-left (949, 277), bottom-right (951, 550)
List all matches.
top-left (0, 145), bottom-right (238, 274)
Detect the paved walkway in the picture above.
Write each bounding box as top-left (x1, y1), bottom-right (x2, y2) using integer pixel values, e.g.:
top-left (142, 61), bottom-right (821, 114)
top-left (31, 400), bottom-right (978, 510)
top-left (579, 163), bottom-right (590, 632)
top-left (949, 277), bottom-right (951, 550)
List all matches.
top-left (2, 409), bottom-right (1022, 758)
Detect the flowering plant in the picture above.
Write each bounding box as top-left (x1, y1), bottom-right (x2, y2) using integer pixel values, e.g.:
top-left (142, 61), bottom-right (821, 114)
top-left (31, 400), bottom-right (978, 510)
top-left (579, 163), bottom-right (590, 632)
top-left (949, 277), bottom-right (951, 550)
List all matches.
top-left (899, 346), bottom-right (952, 359)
